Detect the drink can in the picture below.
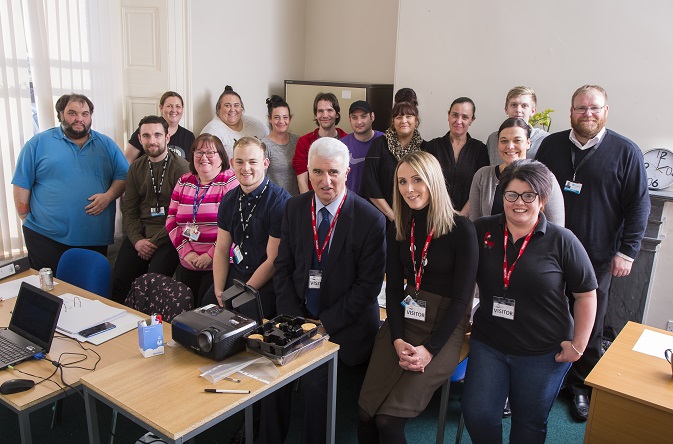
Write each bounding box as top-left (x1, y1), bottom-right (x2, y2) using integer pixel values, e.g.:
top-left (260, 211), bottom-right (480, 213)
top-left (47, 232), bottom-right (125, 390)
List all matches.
top-left (39, 268), bottom-right (54, 291)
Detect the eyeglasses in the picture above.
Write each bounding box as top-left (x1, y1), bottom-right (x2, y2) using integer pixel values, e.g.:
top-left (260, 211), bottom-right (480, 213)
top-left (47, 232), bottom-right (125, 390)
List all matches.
top-left (572, 106), bottom-right (605, 115)
top-left (503, 191), bottom-right (539, 203)
top-left (194, 151), bottom-right (217, 158)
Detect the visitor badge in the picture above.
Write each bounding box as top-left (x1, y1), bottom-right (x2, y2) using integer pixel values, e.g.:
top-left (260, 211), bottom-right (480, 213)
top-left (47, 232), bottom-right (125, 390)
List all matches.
top-left (404, 299), bottom-right (426, 321)
top-left (182, 224), bottom-right (200, 241)
top-left (233, 245), bottom-right (243, 264)
top-left (564, 181), bottom-right (582, 194)
top-left (150, 206), bottom-right (165, 217)
top-left (308, 270), bottom-right (322, 289)
top-left (492, 296), bottom-right (515, 320)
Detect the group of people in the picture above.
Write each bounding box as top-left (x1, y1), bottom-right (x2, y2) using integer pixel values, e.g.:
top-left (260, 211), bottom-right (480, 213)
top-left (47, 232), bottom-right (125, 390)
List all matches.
top-left (11, 82), bottom-right (650, 443)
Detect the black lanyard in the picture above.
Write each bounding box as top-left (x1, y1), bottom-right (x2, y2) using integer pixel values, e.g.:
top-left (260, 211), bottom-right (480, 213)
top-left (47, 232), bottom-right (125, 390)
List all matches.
top-left (148, 155), bottom-right (169, 206)
top-left (237, 179), bottom-right (269, 251)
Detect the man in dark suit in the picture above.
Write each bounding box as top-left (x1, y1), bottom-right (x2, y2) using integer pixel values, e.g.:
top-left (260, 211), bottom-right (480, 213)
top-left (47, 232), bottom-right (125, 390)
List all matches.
top-left (259, 137), bottom-right (386, 444)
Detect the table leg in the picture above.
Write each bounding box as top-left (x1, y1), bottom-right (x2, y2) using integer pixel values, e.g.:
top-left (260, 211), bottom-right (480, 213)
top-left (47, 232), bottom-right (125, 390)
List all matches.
top-left (326, 352), bottom-right (337, 444)
top-left (18, 411), bottom-right (32, 444)
top-left (84, 387), bottom-right (101, 444)
top-left (244, 405), bottom-right (253, 444)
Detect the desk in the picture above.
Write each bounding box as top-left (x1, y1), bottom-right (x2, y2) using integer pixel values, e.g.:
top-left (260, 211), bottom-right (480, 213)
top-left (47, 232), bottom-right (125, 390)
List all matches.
top-left (0, 270), bottom-right (151, 444)
top-left (82, 339), bottom-right (340, 444)
top-left (584, 321), bottom-right (673, 443)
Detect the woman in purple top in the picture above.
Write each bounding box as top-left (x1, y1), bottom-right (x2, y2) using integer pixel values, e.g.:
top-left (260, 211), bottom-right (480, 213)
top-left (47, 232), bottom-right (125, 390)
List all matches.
top-left (166, 133), bottom-right (239, 304)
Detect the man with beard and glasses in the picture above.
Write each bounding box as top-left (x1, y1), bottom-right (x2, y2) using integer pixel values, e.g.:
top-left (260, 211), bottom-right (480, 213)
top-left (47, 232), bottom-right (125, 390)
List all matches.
top-left (536, 84), bottom-right (650, 421)
top-left (12, 93), bottom-right (128, 272)
top-left (111, 115), bottom-right (189, 303)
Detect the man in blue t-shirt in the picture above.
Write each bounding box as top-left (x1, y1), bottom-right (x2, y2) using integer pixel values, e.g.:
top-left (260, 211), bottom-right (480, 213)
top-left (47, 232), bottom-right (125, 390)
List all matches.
top-left (12, 93), bottom-right (128, 272)
top-left (340, 100), bottom-right (383, 194)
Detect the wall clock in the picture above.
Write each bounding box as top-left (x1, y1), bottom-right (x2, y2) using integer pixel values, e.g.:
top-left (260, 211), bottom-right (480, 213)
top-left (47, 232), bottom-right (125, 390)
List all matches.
top-left (643, 148), bottom-right (673, 190)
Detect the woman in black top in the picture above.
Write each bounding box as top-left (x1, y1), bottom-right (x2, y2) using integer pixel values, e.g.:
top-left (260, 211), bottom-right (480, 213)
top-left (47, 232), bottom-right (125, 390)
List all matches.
top-left (361, 100), bottom-right (426, 223)
top-left (358, 151), bottom-right (478, 443)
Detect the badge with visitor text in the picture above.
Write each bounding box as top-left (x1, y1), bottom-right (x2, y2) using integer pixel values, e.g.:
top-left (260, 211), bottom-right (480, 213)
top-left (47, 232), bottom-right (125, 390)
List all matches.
top-left (308, 270), bottom-right (322, 289)
top-left (404, 298), bottom-right (426, 321)
top-left (233, 245), bottom-right (243, 264)
top-left (182, 224), bottom-right (200, 241)
top-left (492, 296), bottom-right (515, 320)
top-left (564, 180), bottom-right (582, 195)
top-left (150, 206), bottom-right (165, 217)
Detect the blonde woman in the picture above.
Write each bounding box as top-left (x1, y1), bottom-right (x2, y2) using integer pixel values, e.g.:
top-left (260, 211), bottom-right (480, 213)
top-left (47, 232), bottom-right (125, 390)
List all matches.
top-left (358, 151), bottom-right (478, 443)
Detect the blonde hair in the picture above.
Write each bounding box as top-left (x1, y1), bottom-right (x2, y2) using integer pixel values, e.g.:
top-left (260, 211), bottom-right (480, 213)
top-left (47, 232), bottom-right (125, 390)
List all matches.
top-left (393, 151), bottom-right (456, 241)
top-left (505, 86), bottom-right (538, 107)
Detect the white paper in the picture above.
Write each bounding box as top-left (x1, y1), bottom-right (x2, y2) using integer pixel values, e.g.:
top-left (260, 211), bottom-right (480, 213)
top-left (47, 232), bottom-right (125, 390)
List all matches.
top-left (0, 275), bottom-right (48, 301)
top-left (632, 329), bottom-right (673, 360)
top-left (56, 293), bottom-right (127, 334)
top-left (57, 312), bottom-right (143, 345)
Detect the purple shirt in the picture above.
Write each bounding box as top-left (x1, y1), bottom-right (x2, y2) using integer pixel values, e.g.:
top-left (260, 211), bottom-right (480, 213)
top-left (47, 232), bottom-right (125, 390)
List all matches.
top-left (341, 130), bottom-right (383, 194)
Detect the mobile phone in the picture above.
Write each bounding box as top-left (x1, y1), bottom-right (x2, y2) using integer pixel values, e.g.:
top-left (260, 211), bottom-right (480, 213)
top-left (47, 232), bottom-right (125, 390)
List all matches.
top-left (79, 322), bottom-right (116, 338)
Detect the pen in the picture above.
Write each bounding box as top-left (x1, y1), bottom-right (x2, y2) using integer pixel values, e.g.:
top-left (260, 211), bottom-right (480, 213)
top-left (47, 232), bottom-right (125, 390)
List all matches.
top-left (204, 389), bottom-right (250, 394)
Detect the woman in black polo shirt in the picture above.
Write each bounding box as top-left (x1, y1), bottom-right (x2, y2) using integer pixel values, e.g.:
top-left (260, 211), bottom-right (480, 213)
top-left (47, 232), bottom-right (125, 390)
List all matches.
top-left (462, 159), bottom-right (598, 443)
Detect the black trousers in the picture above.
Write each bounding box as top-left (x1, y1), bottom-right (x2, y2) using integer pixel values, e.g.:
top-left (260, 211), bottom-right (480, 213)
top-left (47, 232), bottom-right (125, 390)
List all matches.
top-left (110, 236), bottom-right (179, 304)
top-left (176, 265), bottom-right (213, 307)
top-left (566, 261), bottom-right (612, 394)
top-left (23, 226), bottom-right (107, 274)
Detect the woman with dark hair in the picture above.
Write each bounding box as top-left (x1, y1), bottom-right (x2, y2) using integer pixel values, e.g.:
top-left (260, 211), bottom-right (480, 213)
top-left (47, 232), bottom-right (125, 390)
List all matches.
top-left (463, 159), bottom-right (597, 443)
top-left (200, 85), bottom-right (269, 159)
top-left (358, 151), bottom-right (478, 443)
top-left (125, 91), bottom-right (195, 164)
top-left (165, 133), bottom-right (238, 305)
top-left (469, 117), bottom-right (564, 224)
top-left (426, 97), bottom-right (489, 216)
top-left (361, 98), bottom-right (426, 221)
top-left (262, 95), bottom-right (299, 196)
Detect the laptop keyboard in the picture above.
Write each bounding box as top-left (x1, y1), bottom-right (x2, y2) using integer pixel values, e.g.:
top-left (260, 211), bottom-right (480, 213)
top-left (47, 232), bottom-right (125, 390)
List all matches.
top-left (0, 335), bottom-right (33, 362)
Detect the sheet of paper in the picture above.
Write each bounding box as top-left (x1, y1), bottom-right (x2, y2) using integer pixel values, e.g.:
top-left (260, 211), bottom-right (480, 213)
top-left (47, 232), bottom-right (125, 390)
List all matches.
top-left (57, 311), bottom-right (144, 345)
top-left (632, 329), bottom-right (673, 360)
top-left (56, 293), bottom-right (128, 334)
top-left (0, 275), bottom-right (46, 300)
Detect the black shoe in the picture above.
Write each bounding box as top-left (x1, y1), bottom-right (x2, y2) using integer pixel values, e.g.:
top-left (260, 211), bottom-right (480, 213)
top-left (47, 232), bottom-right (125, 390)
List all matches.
top-left (502, 397), bottom-right (511, 418)
top-left (569, 394), bottom-right (590, 421)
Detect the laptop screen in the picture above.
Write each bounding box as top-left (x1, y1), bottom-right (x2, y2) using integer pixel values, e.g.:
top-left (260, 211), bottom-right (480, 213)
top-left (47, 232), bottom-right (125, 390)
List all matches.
top-left (10, 282), bottom-right (63, 351)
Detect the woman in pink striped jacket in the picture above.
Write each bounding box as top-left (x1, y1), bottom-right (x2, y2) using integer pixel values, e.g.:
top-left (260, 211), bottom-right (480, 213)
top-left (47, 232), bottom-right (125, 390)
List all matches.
top-left (166, 133), bottom-right (239, 305)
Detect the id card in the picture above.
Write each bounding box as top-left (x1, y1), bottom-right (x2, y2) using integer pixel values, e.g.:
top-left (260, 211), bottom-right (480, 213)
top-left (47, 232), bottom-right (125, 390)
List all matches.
top-left (404, 298), bottom-right (426, 321)
top-left (492, 296), bottom-right (515, 320)
top-left (564, 180), bottom-right (582, 194)
top-left (150, 206), bottom-right (165, 217)
top-left (233, 245), bottom-right (244, 264)
top-left (182, 224), bottom-right (200, 241)
top-left (308, 270), bottom-right (322, 289)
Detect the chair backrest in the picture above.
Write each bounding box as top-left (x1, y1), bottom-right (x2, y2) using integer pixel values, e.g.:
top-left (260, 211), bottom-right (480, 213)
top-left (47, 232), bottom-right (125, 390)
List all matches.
top-left (56, 248), bottom-right (112, 298)
top-left (124, 273), bottom-right (193, 323)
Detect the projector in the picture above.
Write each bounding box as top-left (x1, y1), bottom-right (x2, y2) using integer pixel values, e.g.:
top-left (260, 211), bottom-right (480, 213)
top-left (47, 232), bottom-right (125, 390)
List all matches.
top-left (171, 280), bottom-right (262, 361)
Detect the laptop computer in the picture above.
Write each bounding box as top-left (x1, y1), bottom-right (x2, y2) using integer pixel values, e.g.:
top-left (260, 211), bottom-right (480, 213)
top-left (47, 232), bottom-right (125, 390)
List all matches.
top-left (0, 282), bottom-right (63, 369)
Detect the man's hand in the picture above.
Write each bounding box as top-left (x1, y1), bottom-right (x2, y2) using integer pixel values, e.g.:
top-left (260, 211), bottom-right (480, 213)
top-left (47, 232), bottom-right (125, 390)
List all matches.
top-left (611, 255), bottom-right (633, 277)
top-left (85, 193), bottom-right (112, 215)
top-left (134, 239), bottom-right (157, 261)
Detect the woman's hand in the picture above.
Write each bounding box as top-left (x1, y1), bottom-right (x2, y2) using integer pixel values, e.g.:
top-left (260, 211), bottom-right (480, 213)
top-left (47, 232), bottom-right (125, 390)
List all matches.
top-left (183, 252), bottom-right (199, 267)
top-left (555, 341), bottom-right (583, 363)
top-left (404, 345), bottom-right (433, 373)
top-left (194, 253), bottom-right (213, 269)
top-left (394, 340), bottom-right (433, 372)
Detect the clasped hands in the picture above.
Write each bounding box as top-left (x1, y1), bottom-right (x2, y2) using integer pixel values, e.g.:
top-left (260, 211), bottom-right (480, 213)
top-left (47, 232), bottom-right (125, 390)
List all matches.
top-left (394, 339), bottom-right (433, 372)
top-left (183, 251), bottom-right (213, 269)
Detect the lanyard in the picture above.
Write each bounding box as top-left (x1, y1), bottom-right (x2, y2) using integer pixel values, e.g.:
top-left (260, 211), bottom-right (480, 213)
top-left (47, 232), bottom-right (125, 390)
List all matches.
top-left (192, 178), bottom-right (212, 223)
top-left (410, 218), bottom-right (434, 295)
top-left (569, 144), bottom-right (599, 182)
top-left (311, 190), bottom-right (347, 264)
top-left (148, 155), bottom-right (169, 206)
top-left (502, 220), bottom-right (538, 290)
top-left (237, 179), bottom-right (269, 250)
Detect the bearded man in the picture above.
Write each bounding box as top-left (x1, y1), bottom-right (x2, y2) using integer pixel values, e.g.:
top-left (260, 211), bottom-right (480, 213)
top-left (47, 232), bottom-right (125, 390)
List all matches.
top-left (536, 84), bottom-right (650, 421)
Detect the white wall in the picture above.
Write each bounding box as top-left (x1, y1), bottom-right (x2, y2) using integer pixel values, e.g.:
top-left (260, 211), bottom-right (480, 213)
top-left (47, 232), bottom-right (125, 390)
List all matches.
top-left (304, 0), bottom-right (398, 84)
top-left (189, 0), bottom-right (307, 133)
top-left (395, 0), bottom-right (673, 329)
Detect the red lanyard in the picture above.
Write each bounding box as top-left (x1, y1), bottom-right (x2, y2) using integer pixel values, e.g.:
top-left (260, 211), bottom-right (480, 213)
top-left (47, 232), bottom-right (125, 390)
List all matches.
top-left (311, 190), bottom-right (347, 264)
top-left (410, 218), bottom-right (434, 294)
top-left (502, 221), bottom-right (538, 290)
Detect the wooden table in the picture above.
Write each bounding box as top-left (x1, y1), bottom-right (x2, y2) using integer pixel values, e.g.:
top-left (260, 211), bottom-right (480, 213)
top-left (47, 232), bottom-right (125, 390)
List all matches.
top-left (584, 321), bottom-right (673, 443)
top-left (0, 270), bottom-right (151, 444)
top-left (81, 336), bottom-right (340, 444)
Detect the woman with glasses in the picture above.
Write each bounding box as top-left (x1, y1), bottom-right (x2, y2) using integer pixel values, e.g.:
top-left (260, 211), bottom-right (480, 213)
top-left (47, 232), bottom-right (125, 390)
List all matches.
top-left (462, 159), bottom-right (597, 443)
top-left (262, 95), bottom-right (300, 196)
top-left (358, 151), bottom-right (478, 443)
top-left (200, 85), bottom-right (269, 159)
top-left (125, 91), bottom-right (195, 164)
top-left (166, 134), bottom-right (239, 305)
top-left (468, 117), bottom-right (564, 224)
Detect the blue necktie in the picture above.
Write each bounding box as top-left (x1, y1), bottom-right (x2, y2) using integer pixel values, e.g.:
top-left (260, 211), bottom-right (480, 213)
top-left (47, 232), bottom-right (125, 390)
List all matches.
top-left (307, 207), bottom-right (330, 317)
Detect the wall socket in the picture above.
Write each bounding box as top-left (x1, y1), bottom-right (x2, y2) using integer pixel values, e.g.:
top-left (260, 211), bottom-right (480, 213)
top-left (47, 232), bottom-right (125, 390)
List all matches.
top-left (667, 321), bottom-right (673, 332)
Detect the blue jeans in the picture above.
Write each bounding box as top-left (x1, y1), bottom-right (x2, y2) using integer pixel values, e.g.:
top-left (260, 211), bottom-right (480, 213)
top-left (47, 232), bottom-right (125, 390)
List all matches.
top-left (462, 339), bottom-right (571, 444)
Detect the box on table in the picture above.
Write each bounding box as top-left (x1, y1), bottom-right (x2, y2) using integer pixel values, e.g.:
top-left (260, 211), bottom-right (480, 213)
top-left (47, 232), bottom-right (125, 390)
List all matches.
top-left (138, 319), bottom-right (164, 358)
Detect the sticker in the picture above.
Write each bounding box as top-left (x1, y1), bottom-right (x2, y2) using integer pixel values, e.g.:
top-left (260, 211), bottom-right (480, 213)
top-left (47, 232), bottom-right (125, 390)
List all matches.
top-left (492, 296), bottom-right (515, 320)
top-left (404, 299), bottom-right (426, 321)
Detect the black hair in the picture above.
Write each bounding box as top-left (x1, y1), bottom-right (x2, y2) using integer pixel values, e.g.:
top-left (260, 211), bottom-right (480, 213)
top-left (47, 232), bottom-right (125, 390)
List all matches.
top-left (137, 115), bottom-right (169, 134)
top-left (394, 88), bottom-right (418, 107)
top-left (266, 95), bottom-right (292, 117)
top-left (499, 159), bottom-right (553, 205)
top-left (449, 97), bottom-right (476, 118)
top-left (498, 117), bottom-right (531, 139)
top-left (55, 94), bottom-right (94, 122)
top-left (312, 92), bottom-right (341, 125)
top-left (215, 85), bottom-right (244, 114)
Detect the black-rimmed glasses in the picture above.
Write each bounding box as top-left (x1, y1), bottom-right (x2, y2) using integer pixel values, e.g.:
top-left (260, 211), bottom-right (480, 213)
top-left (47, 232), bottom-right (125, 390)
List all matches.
top-left (503, 191), bottom-right (539, 203)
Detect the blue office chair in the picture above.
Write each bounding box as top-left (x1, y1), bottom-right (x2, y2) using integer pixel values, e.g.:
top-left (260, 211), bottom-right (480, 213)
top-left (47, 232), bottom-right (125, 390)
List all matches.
top-left (56, 248), bottom-right (111, 298)
top-left (436, 357), bottom-right (468, 444)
